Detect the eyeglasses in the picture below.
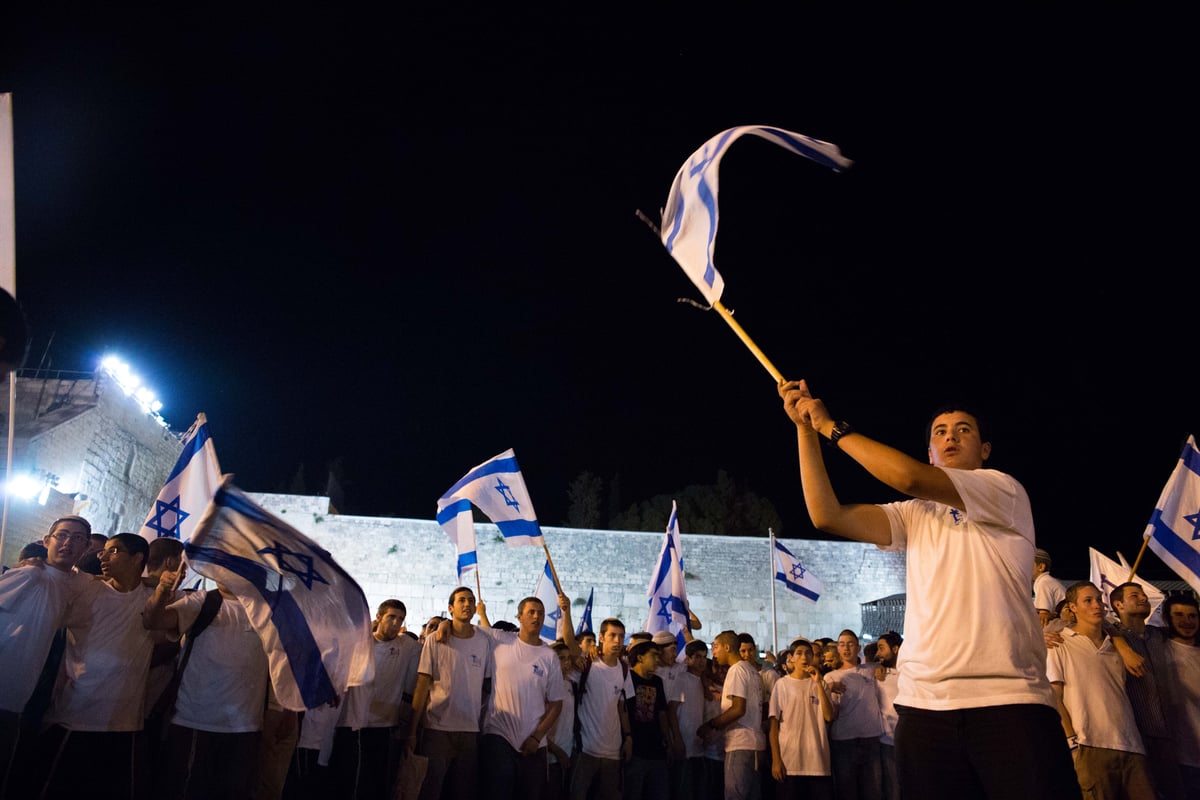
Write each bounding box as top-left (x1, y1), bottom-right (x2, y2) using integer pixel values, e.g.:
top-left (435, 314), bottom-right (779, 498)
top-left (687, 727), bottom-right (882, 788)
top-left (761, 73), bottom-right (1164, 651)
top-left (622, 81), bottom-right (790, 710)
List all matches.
top-left (49, 531), bottom-right (90, 545)
top-left (98, 548), bottom-right (127, 559)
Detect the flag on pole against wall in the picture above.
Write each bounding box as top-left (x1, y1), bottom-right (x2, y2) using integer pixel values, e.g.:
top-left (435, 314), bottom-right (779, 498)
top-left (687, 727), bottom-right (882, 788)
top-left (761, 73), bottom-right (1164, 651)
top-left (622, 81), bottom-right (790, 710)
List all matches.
top-left (1143, 434), bottom-right (1200, 595)
top-left (643, 501), bottom-right (690, 651)
top-left (533, 559), bottom-right (562, 644)
top-left (1088, 547), bottom-right (1165, 626)
top-left (438, 448), bottom-right (544, 549)
top-left (773, 538), bottom-right (823, 603)
top-left (139, 413), bottom-right (222, 545)
top-left (659, 125), bottom-right (854, 306)
top-left (185, 478), bottom-right (374, 710)
top-left (576, 587), bottom-right (594, 637)
top-left (434, 498), bottom-right (478, 583)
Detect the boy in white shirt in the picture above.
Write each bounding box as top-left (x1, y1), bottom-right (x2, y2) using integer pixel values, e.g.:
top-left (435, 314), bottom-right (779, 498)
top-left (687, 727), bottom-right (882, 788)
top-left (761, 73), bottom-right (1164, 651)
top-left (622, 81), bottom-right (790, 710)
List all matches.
top-left (769, 640), bottom-right (835, 800)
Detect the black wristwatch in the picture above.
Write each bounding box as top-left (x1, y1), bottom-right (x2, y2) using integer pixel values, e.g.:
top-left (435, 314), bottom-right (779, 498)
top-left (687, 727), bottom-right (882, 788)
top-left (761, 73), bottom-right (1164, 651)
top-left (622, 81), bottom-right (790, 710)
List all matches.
top-left (826, 420), bottom-right (854, 449)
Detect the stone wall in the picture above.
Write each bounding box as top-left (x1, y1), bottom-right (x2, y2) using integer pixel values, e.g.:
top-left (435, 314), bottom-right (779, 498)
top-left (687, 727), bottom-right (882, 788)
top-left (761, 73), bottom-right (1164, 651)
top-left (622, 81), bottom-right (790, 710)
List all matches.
top-left (251, 493), bottom-right (909, 649)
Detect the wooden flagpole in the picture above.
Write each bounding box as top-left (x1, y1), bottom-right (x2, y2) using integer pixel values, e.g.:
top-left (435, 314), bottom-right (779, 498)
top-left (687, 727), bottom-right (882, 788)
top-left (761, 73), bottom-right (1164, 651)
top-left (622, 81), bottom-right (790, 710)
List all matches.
top-left (636, 210), bottom-right (784, 385)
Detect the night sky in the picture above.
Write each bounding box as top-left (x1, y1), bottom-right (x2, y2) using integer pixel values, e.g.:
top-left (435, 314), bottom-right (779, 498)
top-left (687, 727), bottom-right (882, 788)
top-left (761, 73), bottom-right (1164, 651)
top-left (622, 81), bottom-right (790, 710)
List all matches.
top-left (2, 9), bottom-right (1195, 580)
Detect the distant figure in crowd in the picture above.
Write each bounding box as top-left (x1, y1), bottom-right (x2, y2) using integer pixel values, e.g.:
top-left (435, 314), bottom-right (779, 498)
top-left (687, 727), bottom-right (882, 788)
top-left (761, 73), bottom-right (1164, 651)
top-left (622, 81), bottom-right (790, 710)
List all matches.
top-left (1033, 548), bottom-right (1066, 627)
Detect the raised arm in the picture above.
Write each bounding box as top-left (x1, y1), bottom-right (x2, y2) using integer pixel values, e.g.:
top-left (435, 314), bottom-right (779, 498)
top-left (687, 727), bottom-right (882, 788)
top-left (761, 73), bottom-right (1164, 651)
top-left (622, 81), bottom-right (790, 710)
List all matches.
top-left (142, 563), bottom-right (184, 631)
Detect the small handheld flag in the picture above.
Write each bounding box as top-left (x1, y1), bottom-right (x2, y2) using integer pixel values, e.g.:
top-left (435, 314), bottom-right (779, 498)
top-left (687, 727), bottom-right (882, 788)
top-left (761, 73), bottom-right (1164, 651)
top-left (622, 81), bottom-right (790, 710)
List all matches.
top-left (576, 587), bottom-right (594, 637)
top-left (653, 125), bottom-right (853, 383)
top-left (533, 559), bottom-right (563, 644)
top-left (438, 448), bottom-right (544, 549)
top-left (643, 501), bottom-right (690, 651)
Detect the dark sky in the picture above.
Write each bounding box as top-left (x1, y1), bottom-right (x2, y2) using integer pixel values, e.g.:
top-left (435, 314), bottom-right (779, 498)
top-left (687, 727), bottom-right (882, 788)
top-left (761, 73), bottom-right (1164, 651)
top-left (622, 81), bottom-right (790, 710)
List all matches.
top-left (2, 9), bottom-right (1194, 580)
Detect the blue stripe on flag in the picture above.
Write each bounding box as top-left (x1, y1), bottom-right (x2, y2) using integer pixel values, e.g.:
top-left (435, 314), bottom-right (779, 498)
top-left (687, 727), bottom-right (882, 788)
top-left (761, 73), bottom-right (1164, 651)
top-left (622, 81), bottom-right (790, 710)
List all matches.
top-left (164, 423), bottom-right (213, 483)
top-left (496, 518), bottom-right (542, 541)
top-left (442, 456), bottom-right (521, 497)
top-left (437, 498), bottom-right (473, 525)
top-left (185, 543), bottom-right (337, 707)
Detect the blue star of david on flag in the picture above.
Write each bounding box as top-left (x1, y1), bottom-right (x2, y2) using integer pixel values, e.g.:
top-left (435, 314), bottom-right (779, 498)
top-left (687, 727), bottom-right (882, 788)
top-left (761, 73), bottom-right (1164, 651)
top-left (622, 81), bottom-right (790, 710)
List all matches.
top-left (438, 448), bottom-right (544, 548)
top-left (534, 559), bottom-right (562, 644)
top-left (258, 541), bottom-right (330, 590)
top-left (494, 477), bottom-right (520, 513)
top-left (774, 536), bottom-right (823, 604)
top-left (146, 495), bottom-right (189, 539)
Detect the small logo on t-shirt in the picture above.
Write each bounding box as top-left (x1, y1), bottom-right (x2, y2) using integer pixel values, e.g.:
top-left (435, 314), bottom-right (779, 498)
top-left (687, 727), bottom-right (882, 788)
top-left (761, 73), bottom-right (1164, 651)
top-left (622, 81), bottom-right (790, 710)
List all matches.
top-left (949, 508), bottom-right (964, 524)
top-left (532, 664), bottom-right (545, 678)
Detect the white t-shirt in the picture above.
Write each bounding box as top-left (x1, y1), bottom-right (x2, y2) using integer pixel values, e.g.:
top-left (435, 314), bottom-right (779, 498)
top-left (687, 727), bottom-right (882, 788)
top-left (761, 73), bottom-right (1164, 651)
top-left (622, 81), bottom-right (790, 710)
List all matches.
top-left (877, 667), bottom-right (900, 745)
top-left (677, 669), bottom-right (706, 758)
top-left (769, 675), bottom-right (831, 776)
top-left (365, 633), bottom-right (422, 728)
top-left (880, 467), bottom-right (1055, 710)
top-left (824, 664), bottom-right (882, 740)
top-left (1045, 627), bottom-right (1144, 754)
top-left (722, 659), bottom-right (763, 752)
top-left (417, 628), bottom-right (494, 732)
top-left (480, 628), bottom-right (567, 750)
top-left (1164, 638), bottom-right (1200, 768)
top-left (577, 658), bottom-right (635, 759)
top-left (47, 581), bottom-right (155, 732)
top-left (0, 565), bottom-right (92, 712)
top-left (1033, 571), bottom-right (1066, 615)
top-left (169, 589), bottom-right (269, 733)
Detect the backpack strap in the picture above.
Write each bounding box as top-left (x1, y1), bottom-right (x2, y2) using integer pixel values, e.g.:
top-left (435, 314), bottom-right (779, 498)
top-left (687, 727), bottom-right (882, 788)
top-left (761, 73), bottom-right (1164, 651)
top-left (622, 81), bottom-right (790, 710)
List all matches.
top-left (151, 589), bottom-right (224, 729)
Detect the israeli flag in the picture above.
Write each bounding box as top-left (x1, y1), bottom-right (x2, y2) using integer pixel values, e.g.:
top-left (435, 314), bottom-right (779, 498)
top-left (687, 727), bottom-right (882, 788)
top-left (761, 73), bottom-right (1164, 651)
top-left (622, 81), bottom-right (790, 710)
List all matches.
top-left (774, 539), bottom-right (823, 603)
top-left (660, 125), bottom-right (854, 306)
top-left (438, 448), bottom-right (544, 547)
top-left (1144, 435), bottom-right (1200, 596)
top-left (435, 498), bottom-right (478, 583)
top-left (643, 501), bottom-right (690, 651)
top-left (139, 413), bottom-right (222, 545)
top-left (533, 559), bottom-right (562, 644)
top-left (185, 478), bottom-right (374, 710)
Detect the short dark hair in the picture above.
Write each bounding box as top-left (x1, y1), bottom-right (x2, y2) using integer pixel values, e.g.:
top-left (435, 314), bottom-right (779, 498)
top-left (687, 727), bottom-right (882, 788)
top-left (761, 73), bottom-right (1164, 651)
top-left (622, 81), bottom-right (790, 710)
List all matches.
top-left (493, 620), bottom-right (519, 632)
top-left (110, 532), bottom-right (149, 567)
top-left (1164, 594), bottom-right (1200, 639)
top-left (878, 631), bottom-right (903, 650)
top-left (1109, 581), bottom-right (1143, 609)
top-left (736, 632), bottom-right (756, 648)
top-left (448, 586), bottom-right (474, 606)
top-left (19, 541), bottom-right (48, 561)
top-left (377, 599), bottom-right (406, 617)
top-left (599, 618), bottom-right (625, 637)
top-left (684, 639), bottom-right (708, 657)
top-left (1066, 580), bottom-right (1098, 604)
top-left (925, 403), bottom-right (988, 445)
top-left (517, 596), bottom-right (544, 615)
top-left (147, 537), bottom-right (184, 571)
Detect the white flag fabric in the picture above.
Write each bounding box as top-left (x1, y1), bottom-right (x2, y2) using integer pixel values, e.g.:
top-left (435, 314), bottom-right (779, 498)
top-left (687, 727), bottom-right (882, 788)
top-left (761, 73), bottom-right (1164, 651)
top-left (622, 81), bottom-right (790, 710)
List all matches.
top-left (438, 448), bottom-right (544, 547)
top-left (434, 498), bottom-right (478, 583)
top-left (1143, 435), bottom-right (1200, 595)
top-left (660, 125), bottom-right (854, 305)
top-left (642, 501), bottom-right (690, 651)
top-left (774, 538), bottom-right (823, 603)
top-left (139, 413), bottom-right (222, 545)
top-left (185, 479), bottom-right (374, 710)
top-left (533, 559), bottom-right (562, 644)
top-left (575, 586), bottom-right (594, 637)
top-left (1088, 547), bottom-right (1165, 626)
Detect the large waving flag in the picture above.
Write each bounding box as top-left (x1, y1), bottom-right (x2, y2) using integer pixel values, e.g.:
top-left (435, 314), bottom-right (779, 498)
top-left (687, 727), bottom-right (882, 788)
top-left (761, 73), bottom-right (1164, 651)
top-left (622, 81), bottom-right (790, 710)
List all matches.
top-left (643, 501), bottom-right (690, 651)
top-left (1143, 435), bottom-right (1200, 595)
top-left (185, 478), bottom-right (374, 710)
top-left (575, 586), bottom-right (594, 637)
top-left (533, 559), bottom-right (563, 644)
top-left (774, 537), bottom-right (823, 603)
top-left (660, 125), bottom-right (854, 305)
top-left (1089, 547), bottom-right (1165, 626)
top-left (139, 413), bottom-right (222, 545)
top-left (438, 448), bottom-right (544, 548)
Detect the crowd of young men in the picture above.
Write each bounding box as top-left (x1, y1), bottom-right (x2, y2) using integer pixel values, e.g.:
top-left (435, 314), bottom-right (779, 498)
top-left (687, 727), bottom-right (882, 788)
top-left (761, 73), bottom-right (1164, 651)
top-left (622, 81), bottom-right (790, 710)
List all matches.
top-left (3, 510), bottom-right (1199, 800)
